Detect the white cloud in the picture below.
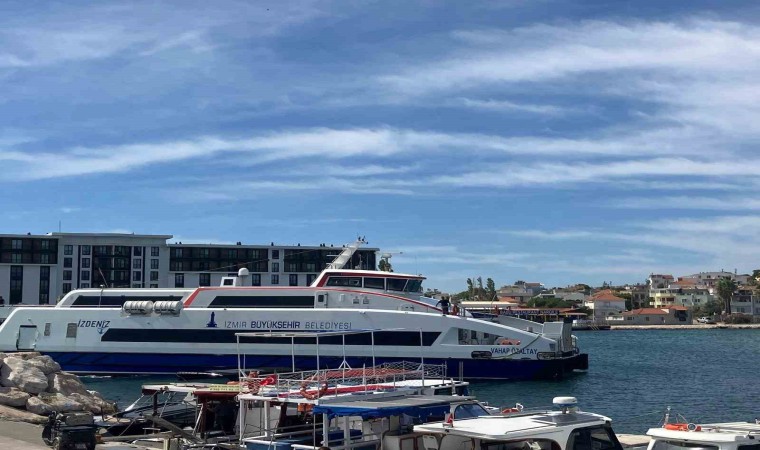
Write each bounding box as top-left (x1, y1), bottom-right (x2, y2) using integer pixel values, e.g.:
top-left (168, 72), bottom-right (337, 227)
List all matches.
top-left (383, 20), bottom-right (760, 95)
top-left (615, 196), bottom-right (760, 211)
top-left (453, 98), bottom-right (577, 116)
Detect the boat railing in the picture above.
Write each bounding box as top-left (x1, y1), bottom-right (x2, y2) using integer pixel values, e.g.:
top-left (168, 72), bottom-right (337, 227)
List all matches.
top-left (239, 361), bottom-right (447, 399)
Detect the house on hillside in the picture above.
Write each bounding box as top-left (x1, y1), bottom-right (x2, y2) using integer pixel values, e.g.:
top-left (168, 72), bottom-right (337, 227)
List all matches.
top-left (584, 289), bottom-right (626, 323)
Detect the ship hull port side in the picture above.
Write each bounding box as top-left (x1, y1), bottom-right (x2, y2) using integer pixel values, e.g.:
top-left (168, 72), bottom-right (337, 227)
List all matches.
top-left (0, 241), bottom-right (588, 381)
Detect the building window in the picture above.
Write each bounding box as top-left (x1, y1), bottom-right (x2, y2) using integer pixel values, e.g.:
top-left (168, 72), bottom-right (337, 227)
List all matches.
top-left (64, 257), bottom-right (72, 268)
top-left (63, 270), bottom-right (72, 281)
top-left (81, 245), bottom-right (91, 255)
top-left (94, 245), bottom-right (109, 256)
top-left (151, 259), bottom-right (159, 270)
top-left (132, 283), bottom-right (142, 288)
top-left (199, 273), bottom-right (211, 286)
top-left (81, 283), bottom-right (90, 289)
top-left (175, 273), bottom-right (185, 288)
top-left (133, 259), bottom-right (142, 269)
top-left (81, 271), bottom-right (90, 281)
top-left (10, 266), bottom-right (23, 304)
top-left (40, 254), bottom-right (50, 264)
top-left (289, 274), bottom-right (298, 286)
top-left (199, 248), bottom-right (210, 258)
top-left (272, 249), bottom-right (280, 259)
top-left (39, 293), bottom-right (49, 304)
top-left (272, 262), bottom-right (279, 272)
top-left (252, 274), bottom-right (261, 286)
top-left (64, 245), bottom-right (73, 255)
top-left (171, 248), bottom-right (184, 258)
top-left (170, 261), bottom-right (184, 271)
top-left (134, 247), bottom-right (142, 257)
top-left (11, 239), bottom-right (22, 250)
top-left (133, 271), bottom-right (141, 281)
top-left (40, 240), bottom-right (50, 250)
top-left (40, 266), bottom-right (50, 278)
top-left (306, 274), bottom-right (317, 286)
top-left (11, 253), bottom-right (21, 263)
top-left (150, 271), bottom-right (159, 281)
top-left (82, 258), bottom-right (90, 268)
top-left (63, 283), bottom-right (72, 294)
top-left (151, 246), bottom-right (159, 257)
top-left (150, 283), bottom-right (158, 288)
top-left (271, 274), bottom-right (279, 285)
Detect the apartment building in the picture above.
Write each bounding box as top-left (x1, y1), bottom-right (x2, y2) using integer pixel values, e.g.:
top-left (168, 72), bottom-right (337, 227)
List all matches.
top-left (0, 232), bottom-right (378, 305)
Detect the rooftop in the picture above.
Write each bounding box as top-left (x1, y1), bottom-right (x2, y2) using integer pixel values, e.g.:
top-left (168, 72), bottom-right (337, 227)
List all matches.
top-left (588, 290), bottom-right (626, 302)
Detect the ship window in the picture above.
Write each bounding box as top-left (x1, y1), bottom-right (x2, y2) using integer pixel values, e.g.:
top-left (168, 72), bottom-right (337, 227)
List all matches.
top-left (387, 278), bottom-right (407, 291)
top-left (208, 295), bottom-right (314, 308)
top-left (66, 323), bottom-right (77, 338)
top-left (44, 323), bottom-right (51, 336)
top-left (364, 277), bottom-right (385, 289)
top-left (482, 440), bottom-right (560, 450)
top-left (406, 279), bottom-right (422, 292)
top-left (326, 277), bottom-right (362, 287)
top-left (738, 446), bottom-right (760, 450)
top-left (454, 403), bottom-right (490, 419)
top-left (569, 426), bottom-right (619, 450)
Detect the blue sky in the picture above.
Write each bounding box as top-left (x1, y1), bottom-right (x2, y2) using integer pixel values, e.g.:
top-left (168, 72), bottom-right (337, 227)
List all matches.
top-left (2, 0), bottom-right (760, 292)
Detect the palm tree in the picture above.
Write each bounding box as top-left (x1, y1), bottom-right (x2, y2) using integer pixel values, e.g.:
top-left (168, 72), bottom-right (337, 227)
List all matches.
top-left (717, 278), bottom-right (737, 315)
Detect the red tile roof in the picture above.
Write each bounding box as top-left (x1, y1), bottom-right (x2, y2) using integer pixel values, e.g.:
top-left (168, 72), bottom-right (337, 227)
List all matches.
top-left (623, 308), bottom-right (668, 316)
top-left (666, 305), bottom-right (689, 311)
top-left (588, 289), bottom-right (626, 302)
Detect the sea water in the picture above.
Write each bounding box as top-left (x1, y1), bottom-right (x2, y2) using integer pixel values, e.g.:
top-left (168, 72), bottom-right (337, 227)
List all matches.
top-left (83, 328), bottom-right (760, 434)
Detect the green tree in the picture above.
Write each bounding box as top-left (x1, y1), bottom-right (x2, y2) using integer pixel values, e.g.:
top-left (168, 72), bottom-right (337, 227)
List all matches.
top-left (476, 277), bottom-right (484, 300)
top-left (717, 278), bottom-right (737, 315)
top-left (486, 278), bottom-right (497, 301)
top-left (466, 278), bottom-right (474, 300)
top-left (616, 292), bottom-right (633, 311)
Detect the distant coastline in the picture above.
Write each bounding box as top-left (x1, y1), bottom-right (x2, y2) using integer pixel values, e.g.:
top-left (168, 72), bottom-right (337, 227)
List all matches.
top-left (609, 323), bottom-right (760, 330)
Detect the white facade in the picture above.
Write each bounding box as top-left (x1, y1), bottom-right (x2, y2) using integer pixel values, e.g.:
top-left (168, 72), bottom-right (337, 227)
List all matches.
top-left (680, 271), bottom-right (751, 287)
top-left (649, 288), bottom-right (715, 308)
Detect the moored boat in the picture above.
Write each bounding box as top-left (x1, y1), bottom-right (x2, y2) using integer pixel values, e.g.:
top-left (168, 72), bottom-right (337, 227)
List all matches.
top-left (0, 239), bottom-right (588, 380)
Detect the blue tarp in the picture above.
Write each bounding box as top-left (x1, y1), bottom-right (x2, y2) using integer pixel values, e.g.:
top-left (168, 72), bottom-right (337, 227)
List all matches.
top-left (313, 403), bottom-right (451, 419)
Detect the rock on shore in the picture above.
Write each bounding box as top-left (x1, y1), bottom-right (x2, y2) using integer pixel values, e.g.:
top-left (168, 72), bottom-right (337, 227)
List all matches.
top-left (0, 352), bottom-right (116, 423)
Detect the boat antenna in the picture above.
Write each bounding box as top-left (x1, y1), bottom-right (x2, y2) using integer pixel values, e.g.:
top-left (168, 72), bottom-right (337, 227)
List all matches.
top-left (663, 406), bottom-right (671, 426)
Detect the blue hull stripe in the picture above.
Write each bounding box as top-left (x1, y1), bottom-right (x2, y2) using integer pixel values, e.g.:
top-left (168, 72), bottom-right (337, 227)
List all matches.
top-left (44, 352), bottom-right (588, 380)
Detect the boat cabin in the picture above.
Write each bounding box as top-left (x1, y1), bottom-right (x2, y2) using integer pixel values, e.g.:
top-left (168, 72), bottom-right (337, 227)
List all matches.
top-left (414, 397), bottom-right (624, 450)
top-left (647, 422), bottom-right (760, 450)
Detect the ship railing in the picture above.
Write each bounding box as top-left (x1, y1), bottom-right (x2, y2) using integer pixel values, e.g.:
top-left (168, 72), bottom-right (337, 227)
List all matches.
top-left (239, 361), bottom-right (447, 398)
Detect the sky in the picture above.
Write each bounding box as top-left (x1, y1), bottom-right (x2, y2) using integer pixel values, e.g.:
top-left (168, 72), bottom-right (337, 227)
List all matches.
top-left (2, 0), bottom-right (760, 292)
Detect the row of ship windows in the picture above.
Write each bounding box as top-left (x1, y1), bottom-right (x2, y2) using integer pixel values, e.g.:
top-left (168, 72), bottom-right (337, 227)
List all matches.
top-left (175, 273), bottom-right (314, 287)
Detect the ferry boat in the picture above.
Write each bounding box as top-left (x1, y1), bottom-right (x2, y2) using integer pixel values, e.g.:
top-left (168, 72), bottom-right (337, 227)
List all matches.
top-left (0, 240), bottom-right (588, 379)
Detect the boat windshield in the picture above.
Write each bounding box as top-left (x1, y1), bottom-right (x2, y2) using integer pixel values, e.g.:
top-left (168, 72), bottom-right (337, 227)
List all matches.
top-left (653, 442), bottom-right (718, 450)
top-left (453, 402), bottom-right (490, 419)
top-left (481, 439), bottom-right (560, 450)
